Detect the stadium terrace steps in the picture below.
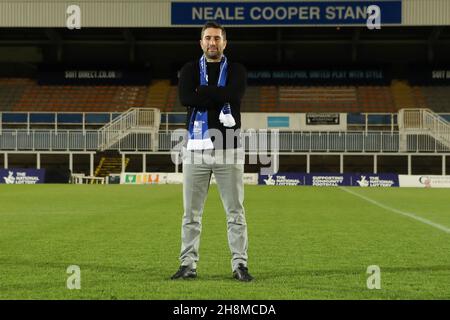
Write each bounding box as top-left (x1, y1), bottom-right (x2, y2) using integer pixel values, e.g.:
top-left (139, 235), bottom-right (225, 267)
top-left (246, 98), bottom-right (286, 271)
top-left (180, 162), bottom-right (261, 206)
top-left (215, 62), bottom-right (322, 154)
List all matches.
top-left (391, 80), bottom-right (418, 110)
top-left (94, 156), bottom-right (129, 178)
top-left (11, 80), bottom-right (147, 112)
top-left (145, 80), bottom-right (172, 111)
top-left (419, 86), bottom-right (450, 113)
top-left (0, 78), bottom-right (34, 112)
top-left (2, 78), bottom-right (450, 114)
top-left (257, 85), bottom-right (395, 113)
top-left (411, 86), bottom-right (428, 109)
top-left (241, 86), bottom-right (260, 112)
top-left (278, 86), bottom-right (357, 112)
top-left (259, 86), bottom-right (278, 112)
top-left (357, 86), bottom-right (395, 113)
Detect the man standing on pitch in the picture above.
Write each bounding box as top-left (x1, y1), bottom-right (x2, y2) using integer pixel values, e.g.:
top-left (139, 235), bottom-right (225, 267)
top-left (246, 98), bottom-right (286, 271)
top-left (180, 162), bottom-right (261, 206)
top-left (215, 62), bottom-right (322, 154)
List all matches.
top-left (171, 21), bottom-right (253, 282)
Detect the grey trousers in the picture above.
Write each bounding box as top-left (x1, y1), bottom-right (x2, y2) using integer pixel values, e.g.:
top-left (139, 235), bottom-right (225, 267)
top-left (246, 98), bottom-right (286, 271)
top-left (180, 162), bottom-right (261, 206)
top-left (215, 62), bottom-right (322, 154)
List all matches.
top-left (179, 148), bottom-right (248, 272)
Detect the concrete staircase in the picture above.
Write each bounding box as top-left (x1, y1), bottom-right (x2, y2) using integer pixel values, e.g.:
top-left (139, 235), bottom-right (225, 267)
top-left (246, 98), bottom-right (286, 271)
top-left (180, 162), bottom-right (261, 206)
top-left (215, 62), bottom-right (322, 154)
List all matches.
top-left (98, 107), bottom-right (160, 151)
top-left (95, 156), bottom-right (130, 177)
top-left (398, 108), bottom-right (450, 151)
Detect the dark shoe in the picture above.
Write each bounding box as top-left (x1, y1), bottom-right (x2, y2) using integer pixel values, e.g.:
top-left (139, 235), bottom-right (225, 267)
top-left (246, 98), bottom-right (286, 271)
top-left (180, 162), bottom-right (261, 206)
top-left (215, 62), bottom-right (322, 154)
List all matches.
top-left (171, 266), bottom-right (197, 280)
top-left (233, 264), bottom-right (254, 282)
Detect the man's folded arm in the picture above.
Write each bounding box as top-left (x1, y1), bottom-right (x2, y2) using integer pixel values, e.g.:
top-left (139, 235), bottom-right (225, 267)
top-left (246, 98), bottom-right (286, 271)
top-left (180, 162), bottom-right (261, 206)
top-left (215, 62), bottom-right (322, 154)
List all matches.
top-left (196, 64), bottom-right (247, 107)
top-left (178, 64), bottom-right (217, 110)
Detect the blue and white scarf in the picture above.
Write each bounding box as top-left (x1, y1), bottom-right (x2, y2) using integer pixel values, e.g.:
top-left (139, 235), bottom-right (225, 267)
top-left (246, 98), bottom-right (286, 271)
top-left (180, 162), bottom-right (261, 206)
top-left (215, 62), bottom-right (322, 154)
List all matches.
top-left (186, 55), bottom-right (236, 150)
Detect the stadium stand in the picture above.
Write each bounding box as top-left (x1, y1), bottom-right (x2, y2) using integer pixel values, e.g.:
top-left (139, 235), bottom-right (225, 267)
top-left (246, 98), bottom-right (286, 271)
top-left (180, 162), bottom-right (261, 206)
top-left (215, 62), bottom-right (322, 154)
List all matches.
top-left (8, 80), bottom-right (147, 112)
top-left (144, 80), bottom-right (172, 110)
top-left (166, 85), bottom-right (181, 111)
top-left (259, 86), bottom-right (278, 112)
top-left (357, 86), bottom-right (396, 113)
top-left (411, 86), bottom-right (428, 109)
top-left (391, 80), bottom-right (419, 110)
top-left (0, 78), bottom-right (33, 112)
top-left (277, 86), bottom-right (357, 112)
top-left (1, 78), bottom-right (449, 114)
top-left (240, 86), bottom-right (260, 112)
top-left (415, 85), bottom-right (450, 113)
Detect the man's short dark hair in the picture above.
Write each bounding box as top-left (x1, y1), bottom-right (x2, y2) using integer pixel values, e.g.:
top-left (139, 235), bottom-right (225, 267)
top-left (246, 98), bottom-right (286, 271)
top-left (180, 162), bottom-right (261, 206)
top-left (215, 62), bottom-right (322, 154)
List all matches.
top-left (201, 21), bottom-right (226, 40)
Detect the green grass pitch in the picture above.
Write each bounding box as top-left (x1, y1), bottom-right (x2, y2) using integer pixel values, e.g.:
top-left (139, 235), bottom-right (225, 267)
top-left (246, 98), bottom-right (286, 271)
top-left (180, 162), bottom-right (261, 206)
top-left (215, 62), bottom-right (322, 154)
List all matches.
top-left (0, 184), bottom-right (449, 299)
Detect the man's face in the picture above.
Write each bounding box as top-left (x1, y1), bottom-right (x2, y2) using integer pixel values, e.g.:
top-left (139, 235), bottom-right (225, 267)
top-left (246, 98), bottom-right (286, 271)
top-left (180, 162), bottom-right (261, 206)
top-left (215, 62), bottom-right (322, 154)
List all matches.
top-left (200, 28), bottom-right (227, 61)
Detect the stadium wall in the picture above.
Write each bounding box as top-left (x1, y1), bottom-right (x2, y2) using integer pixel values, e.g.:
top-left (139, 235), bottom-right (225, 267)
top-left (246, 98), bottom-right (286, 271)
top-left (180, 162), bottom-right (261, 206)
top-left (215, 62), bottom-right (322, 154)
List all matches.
top-left (2, 152), bottom-right (448, 179)
top-left (114, 171), bottom-right (450, 188)
top-left (241, 113), bottom-right (347, 131)
top-left (0, 0), bottom-right (449, 27)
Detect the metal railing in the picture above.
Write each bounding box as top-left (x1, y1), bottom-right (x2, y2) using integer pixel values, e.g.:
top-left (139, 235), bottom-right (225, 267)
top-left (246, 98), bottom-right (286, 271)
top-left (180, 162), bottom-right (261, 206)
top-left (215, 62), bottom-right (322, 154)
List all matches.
top-left (2, 129), bottom-right (449, 153)
top-left (98, 108), bottom-right (160, 151)
top-left (3, 111), bottom-right (450, 134)
top-left (399, 108), bottom-right (450, 149)
top-left (0, 130), bottom-right (99, 151)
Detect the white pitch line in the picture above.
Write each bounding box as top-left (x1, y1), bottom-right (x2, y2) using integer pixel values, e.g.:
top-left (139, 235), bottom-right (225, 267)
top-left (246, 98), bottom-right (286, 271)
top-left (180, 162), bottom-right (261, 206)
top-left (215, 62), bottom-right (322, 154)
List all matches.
top-left (339, 187), bottom-right (450, 234)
